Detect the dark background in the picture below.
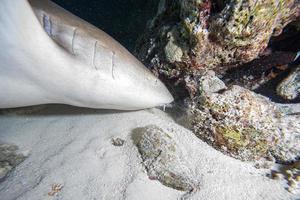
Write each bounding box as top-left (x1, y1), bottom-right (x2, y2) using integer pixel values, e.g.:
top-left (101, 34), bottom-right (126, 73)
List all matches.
top-left (52, 0), bottom-right (159, 51)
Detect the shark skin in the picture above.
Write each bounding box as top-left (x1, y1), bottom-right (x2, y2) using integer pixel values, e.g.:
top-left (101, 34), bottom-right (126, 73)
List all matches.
top-left (0, 0), bottom-right (173, 110)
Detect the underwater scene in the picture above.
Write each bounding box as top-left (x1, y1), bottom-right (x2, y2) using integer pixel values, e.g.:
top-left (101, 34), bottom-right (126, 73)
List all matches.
top-left (0, 0), bottom-right (299, 199)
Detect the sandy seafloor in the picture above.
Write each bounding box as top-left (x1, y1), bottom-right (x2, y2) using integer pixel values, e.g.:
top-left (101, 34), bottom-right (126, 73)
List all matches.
top-left (0, 105), bottom-right (297, 200)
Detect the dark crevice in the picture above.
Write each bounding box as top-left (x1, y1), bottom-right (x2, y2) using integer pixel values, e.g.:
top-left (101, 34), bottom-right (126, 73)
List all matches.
top-left (222, 51), bottom-right (300, 103)
top-left (254, 63), bottom-right (300, 104)
top-left (211, 0), bottom-right (228, 14)
top-left (270, 22), bottom-right (300, 52)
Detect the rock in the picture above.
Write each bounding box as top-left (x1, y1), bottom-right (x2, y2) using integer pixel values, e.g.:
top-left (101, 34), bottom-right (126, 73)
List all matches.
top-left (137, 0), bottom-right (300, 75)
top-left (277, 103), bottom-right (300, 115)
top-left (134, 0), bottom-right (300, 164)
top-left (132, 125), bottom-right (197, 191)
top-left (273, 114), bottom-right (300, 163)
top-left (111, 138), bottom-right (125, 146)
top-left (198, 70), bottom-right (227, 94)
top-left (189, 84), bottom-right (300, 163)
top-left (164, 30), bottom-right (184, 63)
top-left (0, 143), bottom-right (27, 181)
top-left (277, 66), bottom-right (300, 100)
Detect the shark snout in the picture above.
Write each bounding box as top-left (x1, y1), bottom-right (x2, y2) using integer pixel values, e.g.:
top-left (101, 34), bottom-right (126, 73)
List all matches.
top-left (88, 56), bottom-right (174, 110)
top-left (108, 53), bottom-right (174, 110)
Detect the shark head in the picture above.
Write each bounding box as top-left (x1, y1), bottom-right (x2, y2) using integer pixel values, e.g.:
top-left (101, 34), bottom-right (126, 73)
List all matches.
top-left (0, 0), bottom-right (173, 110)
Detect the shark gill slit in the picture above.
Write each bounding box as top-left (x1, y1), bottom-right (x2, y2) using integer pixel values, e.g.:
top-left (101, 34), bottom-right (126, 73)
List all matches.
top-left (93, 40), bottom-right (98, 70)
top-left (71, 28), bottom-right (77, 55)
top-left (112, 51), bottom-right (115, 79)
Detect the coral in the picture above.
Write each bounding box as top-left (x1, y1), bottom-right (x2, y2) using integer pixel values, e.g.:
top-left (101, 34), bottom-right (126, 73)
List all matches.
top-left (132, 125), bottom-right (197, 191)
top-left (136, 0), bottom-right (300, 78)
top-left (189, 83), bottom-right (300, 162)
top-left (135, 0), bottom-right (300, 165)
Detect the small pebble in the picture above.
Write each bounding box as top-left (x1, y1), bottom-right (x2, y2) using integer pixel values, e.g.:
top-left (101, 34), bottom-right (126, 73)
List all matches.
top-left (111, 138), bottom-right (125, 146)
top-left (271, 171), bottom-right (281, 180)
top-left (288, 179), bottom-right (297, 188)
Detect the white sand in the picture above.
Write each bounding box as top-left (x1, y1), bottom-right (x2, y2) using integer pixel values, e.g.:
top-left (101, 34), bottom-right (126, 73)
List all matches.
top-left (0, 105), bottom-right (296, 200)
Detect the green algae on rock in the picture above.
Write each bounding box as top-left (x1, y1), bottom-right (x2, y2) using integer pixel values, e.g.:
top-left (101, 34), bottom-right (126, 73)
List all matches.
top-left (132, 125), bottom-right (197, 191)
top-left (188, 84), bottom-right (300, 163)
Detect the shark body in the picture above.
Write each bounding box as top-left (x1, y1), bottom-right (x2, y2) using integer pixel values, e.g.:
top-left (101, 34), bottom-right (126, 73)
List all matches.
top-left (0, 0), bottom-right (173, 109)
